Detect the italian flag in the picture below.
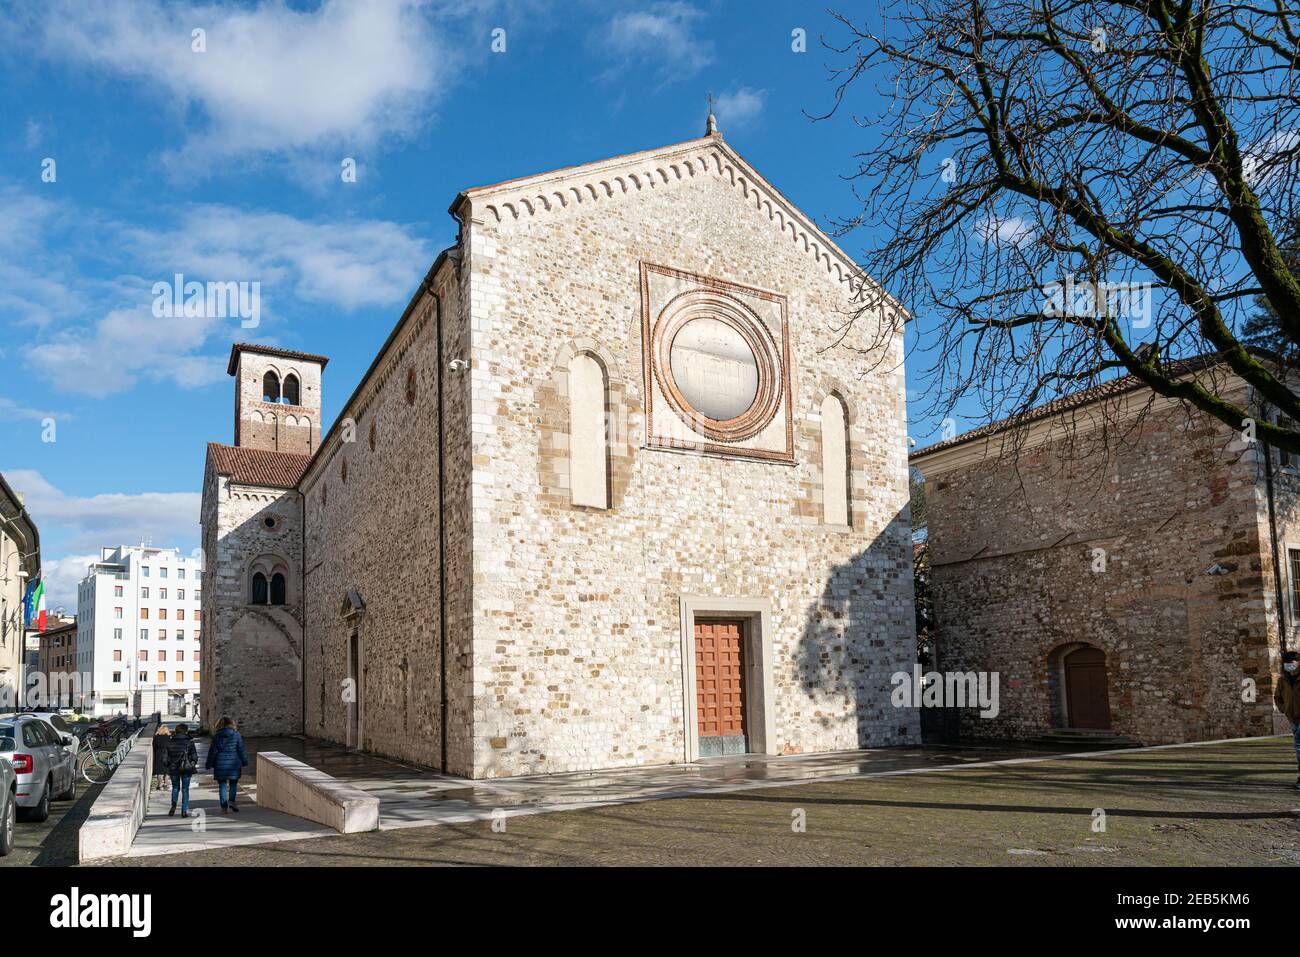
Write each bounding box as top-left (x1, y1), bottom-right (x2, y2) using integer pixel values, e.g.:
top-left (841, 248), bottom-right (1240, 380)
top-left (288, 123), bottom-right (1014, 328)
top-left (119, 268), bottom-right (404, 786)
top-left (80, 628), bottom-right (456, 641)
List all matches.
top-left (26, 579), bottom-right (45, 633)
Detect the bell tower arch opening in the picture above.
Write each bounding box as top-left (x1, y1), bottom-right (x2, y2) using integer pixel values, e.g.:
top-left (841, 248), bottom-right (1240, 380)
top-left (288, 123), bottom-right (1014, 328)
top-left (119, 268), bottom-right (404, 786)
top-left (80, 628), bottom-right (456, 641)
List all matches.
top-left (228, 343), bottom-right (329, 454)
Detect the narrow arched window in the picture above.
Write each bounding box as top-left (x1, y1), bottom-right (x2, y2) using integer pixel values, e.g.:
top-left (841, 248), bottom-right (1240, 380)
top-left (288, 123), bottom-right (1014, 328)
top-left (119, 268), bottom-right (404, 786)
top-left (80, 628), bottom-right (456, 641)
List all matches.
top-left (262, 371), bottom-right (281, 403)
top-left (270, 572), bottom-right (286, 605)
top-left (821, 394), bottom-right (850, 526)
top-left (568, 353), bottom-right (609, 508)
top-left (251, 572), bottom-right (268, 605)
top-left (282, 373), bottom-right (300, 405)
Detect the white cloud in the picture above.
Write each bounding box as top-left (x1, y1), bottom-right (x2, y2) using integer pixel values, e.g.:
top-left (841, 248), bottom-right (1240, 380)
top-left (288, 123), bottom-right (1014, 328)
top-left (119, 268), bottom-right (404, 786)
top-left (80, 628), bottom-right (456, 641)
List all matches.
top-left (5, 189), bottom-right (434, 396)
top-left (977, 215), bottom-right (1036, 249)
top-left (28, 0), bottom-right (457, 165)
top-left (714, 87), bottom-right (766, 131)
top-left (120, 206), bottom-right (435, 310)
top-left (29, 302), bottom-right (229, 398)
top-left (0, 398), bottom-right (70, 423)
top-left (37, 553), bottom-right (99, 615)
top-left (605, 2), bottom-right (713, 80)
top-left (3, 470), bottom-right (200, 558)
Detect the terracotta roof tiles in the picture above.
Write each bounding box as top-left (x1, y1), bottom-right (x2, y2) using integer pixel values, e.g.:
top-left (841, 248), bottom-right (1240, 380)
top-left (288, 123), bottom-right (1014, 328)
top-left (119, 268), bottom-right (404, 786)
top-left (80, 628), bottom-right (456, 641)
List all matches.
top-left (206, 443), bottom-right (310, 489)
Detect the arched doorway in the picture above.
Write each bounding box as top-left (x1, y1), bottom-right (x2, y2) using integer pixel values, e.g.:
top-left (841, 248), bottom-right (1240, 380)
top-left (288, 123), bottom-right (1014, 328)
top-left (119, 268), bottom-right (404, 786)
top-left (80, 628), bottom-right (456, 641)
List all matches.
top-left (1063, 646), bottom-right (1111, 729)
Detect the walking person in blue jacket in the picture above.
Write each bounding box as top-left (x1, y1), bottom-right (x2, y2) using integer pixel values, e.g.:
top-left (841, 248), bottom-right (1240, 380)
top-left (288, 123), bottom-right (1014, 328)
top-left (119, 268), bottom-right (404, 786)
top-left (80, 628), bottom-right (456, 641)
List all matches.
top-left (205, 716), bottom-right (248, 813)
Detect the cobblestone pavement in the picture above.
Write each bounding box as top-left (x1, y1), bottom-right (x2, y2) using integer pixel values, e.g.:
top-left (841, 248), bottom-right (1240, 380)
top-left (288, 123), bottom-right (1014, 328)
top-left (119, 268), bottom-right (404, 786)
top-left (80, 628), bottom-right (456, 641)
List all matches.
top-left (125, 735), bottom-right (1047, 857)
top-left (108, 736), bottom-right (1300, 867)
top-left (1, 778), bottom-right (103, 867)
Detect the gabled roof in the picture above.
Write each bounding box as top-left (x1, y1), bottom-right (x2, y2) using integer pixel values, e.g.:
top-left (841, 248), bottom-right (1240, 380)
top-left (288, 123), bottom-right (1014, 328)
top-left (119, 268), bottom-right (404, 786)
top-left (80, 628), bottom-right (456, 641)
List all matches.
top-left (909, 352), bottom-right (1252, 461)
top-left (206, 443), bottom-right (310, 489)
top-left (227, 343), bottom-right (330, 376)
top-left (450, 130), bottom-right (885, 296)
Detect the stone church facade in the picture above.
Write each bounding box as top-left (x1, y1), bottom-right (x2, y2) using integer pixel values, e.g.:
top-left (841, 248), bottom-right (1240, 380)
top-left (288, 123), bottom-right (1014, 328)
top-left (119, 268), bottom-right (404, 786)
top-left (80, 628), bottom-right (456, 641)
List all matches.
top-left (202, 123), bottom-right (918, 778)
top-left (911, 357), bottom-right (1286, 747)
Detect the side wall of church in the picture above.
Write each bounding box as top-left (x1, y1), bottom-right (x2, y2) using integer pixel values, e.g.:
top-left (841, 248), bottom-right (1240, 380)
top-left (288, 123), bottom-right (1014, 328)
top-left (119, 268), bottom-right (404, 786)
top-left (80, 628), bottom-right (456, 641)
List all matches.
top-left (920, 401), bottom-right (1275, 745)
top-left (300, 263), bottom-right (475, 772)
top-left (459, 143), bottom-right (919, 778)
top-left (200, 464), bottom-right (305, 736)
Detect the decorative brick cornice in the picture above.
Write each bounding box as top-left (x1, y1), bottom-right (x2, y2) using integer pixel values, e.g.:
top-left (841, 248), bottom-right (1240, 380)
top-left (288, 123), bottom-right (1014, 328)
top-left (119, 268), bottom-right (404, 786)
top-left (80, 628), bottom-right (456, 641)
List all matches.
top-left (461, 136), bottom-right (876, 294)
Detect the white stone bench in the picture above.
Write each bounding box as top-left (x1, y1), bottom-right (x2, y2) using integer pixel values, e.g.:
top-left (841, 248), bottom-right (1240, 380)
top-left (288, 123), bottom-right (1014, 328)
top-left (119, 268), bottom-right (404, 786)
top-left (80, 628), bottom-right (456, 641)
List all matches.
top-left (78, 731), bottom-right (152, 863)
top-left (254, 751), bottom-right (380, 834)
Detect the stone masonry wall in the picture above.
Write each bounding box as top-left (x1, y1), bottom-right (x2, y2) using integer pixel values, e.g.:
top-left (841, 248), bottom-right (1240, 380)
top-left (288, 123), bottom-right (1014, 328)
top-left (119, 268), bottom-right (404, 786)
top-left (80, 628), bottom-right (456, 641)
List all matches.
top-left (234, 352), bottom-right (322, 454)
top-left (300, 263), bottom-right (473, 772)
top-left (920, 401), bottom-right (1274, 745)
top-left (200, 464), bottom-right (304, 736)
top-left (460, 139), bottom-right (919, 778)
top-left (1254, 438), bottom-right (1300, 728)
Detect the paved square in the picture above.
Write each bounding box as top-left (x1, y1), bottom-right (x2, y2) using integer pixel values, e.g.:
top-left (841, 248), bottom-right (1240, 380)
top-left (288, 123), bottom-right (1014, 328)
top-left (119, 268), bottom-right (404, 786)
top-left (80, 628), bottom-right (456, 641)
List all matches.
top-left (110, 735), bottom-right (1300, 866)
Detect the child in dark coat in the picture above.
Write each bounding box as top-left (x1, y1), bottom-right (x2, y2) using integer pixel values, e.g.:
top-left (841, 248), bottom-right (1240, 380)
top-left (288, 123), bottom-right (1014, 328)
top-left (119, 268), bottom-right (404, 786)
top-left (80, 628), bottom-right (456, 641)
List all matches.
top-left (205, 716), bottom-right (248, 813)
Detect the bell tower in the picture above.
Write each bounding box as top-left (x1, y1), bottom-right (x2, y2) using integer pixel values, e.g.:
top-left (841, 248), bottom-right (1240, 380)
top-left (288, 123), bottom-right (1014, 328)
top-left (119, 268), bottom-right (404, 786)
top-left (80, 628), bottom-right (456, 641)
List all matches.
top-left (227, 343), bottom-right (329, 455)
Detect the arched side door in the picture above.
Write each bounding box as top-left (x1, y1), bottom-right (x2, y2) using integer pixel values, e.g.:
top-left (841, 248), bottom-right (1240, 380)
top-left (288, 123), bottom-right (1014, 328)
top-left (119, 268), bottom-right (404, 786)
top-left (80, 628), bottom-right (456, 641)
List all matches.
top-left (1064, 646), bottom-right (1111, 729)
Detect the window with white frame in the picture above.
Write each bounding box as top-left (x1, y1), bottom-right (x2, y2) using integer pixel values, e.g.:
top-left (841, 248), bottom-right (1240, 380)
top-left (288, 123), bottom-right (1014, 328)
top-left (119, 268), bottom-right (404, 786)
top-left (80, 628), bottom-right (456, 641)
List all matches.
top-left (1289, 547), bottom-right (1300, 618)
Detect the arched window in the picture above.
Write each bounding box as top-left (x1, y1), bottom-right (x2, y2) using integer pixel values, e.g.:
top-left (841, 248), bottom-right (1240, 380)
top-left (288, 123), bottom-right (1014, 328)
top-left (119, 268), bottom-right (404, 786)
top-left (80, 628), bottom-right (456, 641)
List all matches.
top-left (250, 572), bottom-right (268, 605)
top-left (821, 394), bottom-right (850, 526)
top-left (282, 373), bottom-right (300, 405)
top-left (270, 573), bottom-right (286, 605)
top-left (568, 353), bottom-right (609, 508)
top-left (262, 371), bottom-right (281, 403)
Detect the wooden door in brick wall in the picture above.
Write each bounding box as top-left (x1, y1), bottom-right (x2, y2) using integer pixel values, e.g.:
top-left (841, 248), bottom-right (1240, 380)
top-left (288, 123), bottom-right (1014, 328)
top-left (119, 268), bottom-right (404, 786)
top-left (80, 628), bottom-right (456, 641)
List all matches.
top-left (695, 619), bottom-right (747, 757)
top-left (1065, 646), bottom-right (1111, 729)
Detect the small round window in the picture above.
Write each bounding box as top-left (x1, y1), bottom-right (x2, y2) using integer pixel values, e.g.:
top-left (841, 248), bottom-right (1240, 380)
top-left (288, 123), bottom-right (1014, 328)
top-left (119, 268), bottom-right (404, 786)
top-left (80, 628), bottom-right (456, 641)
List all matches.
top-left (668, 317), bottom-right (759, 421)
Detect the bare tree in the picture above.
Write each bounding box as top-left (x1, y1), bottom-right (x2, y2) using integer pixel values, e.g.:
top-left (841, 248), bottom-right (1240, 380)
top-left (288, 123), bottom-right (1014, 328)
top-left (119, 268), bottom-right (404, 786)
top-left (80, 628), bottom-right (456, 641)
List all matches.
top-left (823, 0), bottom-right (1300, 452)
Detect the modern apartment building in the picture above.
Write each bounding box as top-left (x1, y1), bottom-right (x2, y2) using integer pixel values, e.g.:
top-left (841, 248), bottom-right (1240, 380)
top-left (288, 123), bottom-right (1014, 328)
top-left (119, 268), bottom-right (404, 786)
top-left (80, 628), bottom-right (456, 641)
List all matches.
top-left (76, 545), bottom-right (203, 718)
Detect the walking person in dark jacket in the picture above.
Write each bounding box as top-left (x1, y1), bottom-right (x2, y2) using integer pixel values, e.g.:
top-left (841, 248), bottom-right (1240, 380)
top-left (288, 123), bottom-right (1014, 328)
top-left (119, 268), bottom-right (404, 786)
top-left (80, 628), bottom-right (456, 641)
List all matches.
top-left (151, 725), bottom-right (171, 790)
top-left (164, 724), bottom-right (199, 817)
top-left (206, 716), bottom-right (248, 813)
top-left (1275, 651), bottom-right (1300, 788)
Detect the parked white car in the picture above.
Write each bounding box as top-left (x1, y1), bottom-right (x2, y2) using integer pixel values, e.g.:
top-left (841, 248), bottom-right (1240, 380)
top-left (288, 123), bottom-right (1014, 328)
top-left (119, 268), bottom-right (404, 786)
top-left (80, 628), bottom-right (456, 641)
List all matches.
top-left (14, 712), bottom-right (81, 762)
top-left (0, 715), bottom-right (77, 822)
top-left (0, 749), bottom-right (15, 856)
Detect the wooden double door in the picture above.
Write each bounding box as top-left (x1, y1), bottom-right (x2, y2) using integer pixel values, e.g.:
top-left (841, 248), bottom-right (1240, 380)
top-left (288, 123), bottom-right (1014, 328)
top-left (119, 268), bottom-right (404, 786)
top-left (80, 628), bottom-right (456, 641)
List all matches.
top-left (695, 619), bottom-right (748, 757)
top-left (1064, 646), bottom-right (1111, 729)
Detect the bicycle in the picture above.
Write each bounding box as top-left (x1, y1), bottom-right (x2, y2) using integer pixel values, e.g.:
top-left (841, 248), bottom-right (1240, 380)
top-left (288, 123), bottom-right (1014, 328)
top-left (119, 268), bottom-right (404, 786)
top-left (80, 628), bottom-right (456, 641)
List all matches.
top-left (78, 735), bottom-right (133, 785)
top-left (82, 719), bottom-right (131, 754)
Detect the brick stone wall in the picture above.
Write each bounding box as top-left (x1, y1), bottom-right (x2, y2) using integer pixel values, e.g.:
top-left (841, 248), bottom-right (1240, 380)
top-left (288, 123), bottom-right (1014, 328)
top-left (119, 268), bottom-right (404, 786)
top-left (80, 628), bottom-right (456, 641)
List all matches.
top-left (202, 135), bottom-right (919, 779)
top-left (917, 399), bottom-right (1276, 745)
top-left (299, 263), bottom-right (473, 772)
top-left (201, 466), bottom-right (304, 736)
top-left (1256, 442), bottom-right (1300, 727)
top-left (458, 136), bottom-right (919, 777)
top-left (233, 351), bottom-right (322, 454)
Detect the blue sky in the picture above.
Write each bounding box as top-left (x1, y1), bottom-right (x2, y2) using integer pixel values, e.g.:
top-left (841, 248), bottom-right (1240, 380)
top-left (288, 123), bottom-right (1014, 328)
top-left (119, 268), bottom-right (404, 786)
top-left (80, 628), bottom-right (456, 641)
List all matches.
top-left (0, 0), bottom-right (951, 607)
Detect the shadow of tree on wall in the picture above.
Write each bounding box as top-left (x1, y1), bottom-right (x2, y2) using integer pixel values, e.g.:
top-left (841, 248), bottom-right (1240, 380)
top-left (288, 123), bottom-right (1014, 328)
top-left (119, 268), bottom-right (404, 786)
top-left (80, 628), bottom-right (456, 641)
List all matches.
top-left (794, 505), bottom-right (919, 749)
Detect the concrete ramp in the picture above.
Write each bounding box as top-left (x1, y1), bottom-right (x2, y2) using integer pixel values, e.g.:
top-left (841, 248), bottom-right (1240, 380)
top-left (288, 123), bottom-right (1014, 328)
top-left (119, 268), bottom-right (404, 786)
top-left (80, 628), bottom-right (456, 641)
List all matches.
top-left (79, 730), bottom-right (152, 863)
top-left (255, 751), bottom-right (380, 833)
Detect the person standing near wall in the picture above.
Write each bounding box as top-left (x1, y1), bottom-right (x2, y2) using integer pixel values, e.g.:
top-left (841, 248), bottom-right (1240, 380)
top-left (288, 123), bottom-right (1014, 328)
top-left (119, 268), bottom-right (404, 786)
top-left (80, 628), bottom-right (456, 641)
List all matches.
top-left (151, 725), bottom-right (170, 790)
top-left (1274, 651), bottom-right (1300, 789)
top-left (206, 715), bottom-right (247, 813)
